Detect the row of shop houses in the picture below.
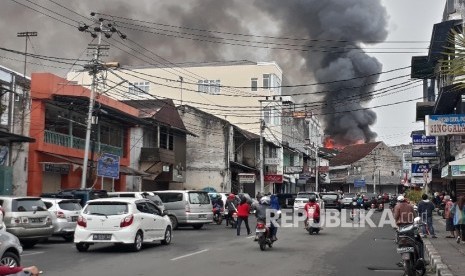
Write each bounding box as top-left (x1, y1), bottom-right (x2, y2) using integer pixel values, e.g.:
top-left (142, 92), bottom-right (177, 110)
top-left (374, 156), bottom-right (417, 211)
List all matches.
top-left (0, 63), bottom-right (326, 196)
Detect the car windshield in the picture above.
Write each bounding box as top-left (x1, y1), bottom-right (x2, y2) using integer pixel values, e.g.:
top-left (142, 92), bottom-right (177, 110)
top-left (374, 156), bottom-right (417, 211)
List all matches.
top-left (58, 201), bottom-right (82, 211)
top-left (188, 192), bottom-right (210, 204)
top-left (12, 199), bottom-right (47, 212)
top-left (84, 202), bottom-right (128, 216)
top-left (321, 194), bottom-right (338, 200)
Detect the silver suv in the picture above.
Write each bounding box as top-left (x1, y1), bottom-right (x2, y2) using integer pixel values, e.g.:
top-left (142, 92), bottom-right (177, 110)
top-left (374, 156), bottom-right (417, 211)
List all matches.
top-left (42, 198), bottom-right (82, 242)
top-left (0, 196), bottom-right (54, 248)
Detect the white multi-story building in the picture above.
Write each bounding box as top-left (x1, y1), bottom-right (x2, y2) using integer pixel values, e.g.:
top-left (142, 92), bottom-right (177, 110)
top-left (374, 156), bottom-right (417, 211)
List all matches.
top-left (68, 61), bottom-right (291, 193)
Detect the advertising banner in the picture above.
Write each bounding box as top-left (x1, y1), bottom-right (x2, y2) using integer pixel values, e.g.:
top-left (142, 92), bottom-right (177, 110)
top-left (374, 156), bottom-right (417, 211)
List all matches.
top-left (426, 114), bottom-right (465, 136)
top-left (411, 163), bottom-right (429, 177)
top-left (264, 174), bottom-right (283, 183)
top-left (411, 148), bottom-right (438, 158)
top-left (451, 165), bottom-right (465, 177)
top-left (412, 135), bottom-right (436, 145)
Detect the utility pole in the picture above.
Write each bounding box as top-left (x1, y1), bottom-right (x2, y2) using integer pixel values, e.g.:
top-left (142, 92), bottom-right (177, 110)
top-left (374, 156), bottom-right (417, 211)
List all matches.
top-left (78, 15), bottom-right (125, 189)
top-left (259, 100), bottom-right (265, 194)
top-left (17, 31), bottom-right (37, 135)
top-left (315, 146), bottom-right (319, 192)
top-left (179, 76), bottom-right (183, 106)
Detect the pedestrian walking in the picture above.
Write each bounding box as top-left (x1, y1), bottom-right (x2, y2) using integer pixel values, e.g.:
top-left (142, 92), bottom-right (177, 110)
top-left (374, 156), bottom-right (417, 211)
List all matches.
top-left (236, 197), bottom-right (251, 236)
top-left (444, 195), bottom-right (456, 238)
top-left (452, 196), bottom-right (465, 244)
top-left (417, 194), bottom-right (437, 238)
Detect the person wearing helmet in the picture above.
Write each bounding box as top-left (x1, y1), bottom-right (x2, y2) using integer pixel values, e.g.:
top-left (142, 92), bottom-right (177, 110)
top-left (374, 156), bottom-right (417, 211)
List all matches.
top-left (254, 196), bottom-right (278, 241)
top-left (225, 193), bottom-right (239, 227)
top-left (394, 195), bottom-right (415, 226)
top-left (304, 194), bottom-right (321, 227)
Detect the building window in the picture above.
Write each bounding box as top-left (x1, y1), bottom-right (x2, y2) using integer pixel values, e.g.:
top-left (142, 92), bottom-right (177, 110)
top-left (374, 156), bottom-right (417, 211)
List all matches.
top-left (129, 81), bottom-right (150, 95)
top-left (251, 78), bottom-right (258, 91)
top-left (290, 155), bottom-right (294, 167)
top-left (198, 80), bottom-right (220, 94)
top-left (264, 107), bottom-right (271, 124)
top-left (263, 74), bottom-right (270, 89)
top-left (273, 109), bottom-right (280, 125)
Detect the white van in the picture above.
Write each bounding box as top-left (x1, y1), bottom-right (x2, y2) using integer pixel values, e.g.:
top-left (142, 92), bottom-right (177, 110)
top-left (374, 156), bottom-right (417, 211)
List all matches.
top-left (153, 190), bottom-right (212, 230)
top-left (107, 192), bottom-right (165, 213)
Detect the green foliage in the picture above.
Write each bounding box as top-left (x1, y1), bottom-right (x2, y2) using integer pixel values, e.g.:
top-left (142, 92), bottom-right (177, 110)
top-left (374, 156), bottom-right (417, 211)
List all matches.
top-left (438, 29), bottom-right (465, 88)
top-left (405, 189), bottom-right (423, 204)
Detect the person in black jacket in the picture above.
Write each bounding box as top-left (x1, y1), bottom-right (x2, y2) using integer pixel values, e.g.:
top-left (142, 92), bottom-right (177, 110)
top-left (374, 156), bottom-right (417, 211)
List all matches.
top-left (418, 194), bottom-right (437, 238)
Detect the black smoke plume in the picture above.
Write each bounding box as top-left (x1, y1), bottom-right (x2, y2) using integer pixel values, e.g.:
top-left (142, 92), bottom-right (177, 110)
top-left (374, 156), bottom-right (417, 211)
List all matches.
top-left (1, 0), bottom-right (388, 145)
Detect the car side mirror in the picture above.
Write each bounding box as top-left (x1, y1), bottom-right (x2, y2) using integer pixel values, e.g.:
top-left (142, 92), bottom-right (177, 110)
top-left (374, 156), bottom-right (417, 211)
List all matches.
top-left (162, 210), bottom-right (169, 216)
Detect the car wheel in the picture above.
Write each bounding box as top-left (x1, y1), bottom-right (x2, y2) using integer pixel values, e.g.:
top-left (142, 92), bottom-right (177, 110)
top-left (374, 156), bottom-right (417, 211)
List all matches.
top-left (63, 235), bottom-right (74, 242)
top-left (0, 252), bottom-right (20, 267)
top-left (169, 215), bottom-right (178, 230)
top-left (161, 227), bottom-right (172, 245)
top-left (21, 240), bottom-right (38, 249)
top-left (192, 224), bottom-right (203, 230)
top-left (129, 231), bottom-right (143, 252)
top-left (76, 243), bottom-right (89, 252)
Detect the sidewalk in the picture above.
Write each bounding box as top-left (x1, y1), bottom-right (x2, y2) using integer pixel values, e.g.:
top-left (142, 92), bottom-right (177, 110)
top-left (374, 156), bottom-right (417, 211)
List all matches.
top-left (424, 214), bottom-right (465, 275)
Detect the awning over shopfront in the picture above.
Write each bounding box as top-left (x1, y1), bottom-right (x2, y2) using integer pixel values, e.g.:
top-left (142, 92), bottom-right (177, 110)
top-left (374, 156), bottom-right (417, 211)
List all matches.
top-left (40, 152), bottom-right (149, 176)
top-left (0, 130), bottom-right (35, 143)
top-left (230, 161), bottom-right (258, 172)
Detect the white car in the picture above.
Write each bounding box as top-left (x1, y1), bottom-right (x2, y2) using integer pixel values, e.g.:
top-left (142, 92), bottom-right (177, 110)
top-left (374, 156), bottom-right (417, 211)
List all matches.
top-left (42, 198), bottom-right (82, 241)
top-left (295, 192), bottom-right (325, 209)
top-left (74, 198), bottom-right (172, 252)
top-left (293, 197), bottom-right (310, 212)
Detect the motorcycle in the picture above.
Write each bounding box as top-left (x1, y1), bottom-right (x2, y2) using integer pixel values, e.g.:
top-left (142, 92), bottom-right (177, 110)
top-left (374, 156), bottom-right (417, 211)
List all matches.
top-left (377, 197), bottom-right (384, 212)
top-left (396, 217), bottom-right (426, 276)
top-left (305, 217), bottom-right (321, 235)
top-left (389, 199), bottom-right (397, 210)
top-left (255, 220), bottom-right (274, 251)
top-left (350, 199), bottom-right (362, 221)
top-left (226, 210), bottom-right (237, 228)
top-left (212, 207), bottom-right (223, 225)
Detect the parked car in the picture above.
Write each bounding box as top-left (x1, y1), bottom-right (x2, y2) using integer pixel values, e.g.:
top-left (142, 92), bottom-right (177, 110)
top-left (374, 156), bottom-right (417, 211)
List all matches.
top-left (107, 192), bottom-right (165, 212)
top-left (74, 198), bottom-right (172, 252)
top-left (41, 189), bottom-right (108, 207)
top-left (153, 190), bottom-right (213, 230)
top-left (341, 193), bottom-right (356, 209)
top-left (0, 196), bottom-right (54, 248)
top-left (320, 192), bottom-right (341, 211)
top-left (0, 231), bottom-right (23, 267)
top-left (42, 198), bottom-right (82, 241)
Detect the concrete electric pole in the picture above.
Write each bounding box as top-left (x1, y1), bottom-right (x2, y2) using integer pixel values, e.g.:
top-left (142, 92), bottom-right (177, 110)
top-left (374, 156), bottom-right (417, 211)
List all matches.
top-left (78, 15), bottom-right (125, 189)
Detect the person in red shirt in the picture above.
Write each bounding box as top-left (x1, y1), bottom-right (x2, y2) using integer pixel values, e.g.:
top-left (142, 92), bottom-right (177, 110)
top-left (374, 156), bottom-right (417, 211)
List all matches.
top-left (0, 265), bottom-right (40, 275)
top-left (304, 195), bottom-right (321, 227)
top-left (236, 196), bottom-right (251, 236)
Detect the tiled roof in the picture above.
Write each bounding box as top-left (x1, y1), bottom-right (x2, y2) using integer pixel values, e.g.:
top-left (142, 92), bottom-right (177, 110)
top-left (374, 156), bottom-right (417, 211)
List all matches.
top-left (124, 99), bottom-right (187, 132)
top-left (329, 142), bottom-right (381, 166)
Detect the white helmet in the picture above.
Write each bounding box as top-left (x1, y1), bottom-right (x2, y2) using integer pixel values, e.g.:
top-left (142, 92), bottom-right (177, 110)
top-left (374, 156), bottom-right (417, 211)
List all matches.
top-left (260, 196), bottom-right (271, 205)
top-left (397, 195), bottom-right (405, 202)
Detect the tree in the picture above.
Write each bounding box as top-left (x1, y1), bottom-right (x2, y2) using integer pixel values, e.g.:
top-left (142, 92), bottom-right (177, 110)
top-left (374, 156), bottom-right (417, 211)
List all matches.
top-left (439, 29), bottom-right (465, 88)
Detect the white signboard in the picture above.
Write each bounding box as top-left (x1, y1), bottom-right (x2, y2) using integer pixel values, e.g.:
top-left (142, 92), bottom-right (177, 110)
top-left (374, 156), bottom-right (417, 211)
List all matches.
top-left (426, 114), bottom-right (465, 136)
top-left (238, 173), bottom-right (256, 184)
top-left (265, 158), bottom-right (280, 165)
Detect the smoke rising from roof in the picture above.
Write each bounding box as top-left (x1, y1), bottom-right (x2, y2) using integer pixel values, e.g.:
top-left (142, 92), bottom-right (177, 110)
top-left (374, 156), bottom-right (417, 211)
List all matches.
top-left (1, 0), bottom-right (388, 145)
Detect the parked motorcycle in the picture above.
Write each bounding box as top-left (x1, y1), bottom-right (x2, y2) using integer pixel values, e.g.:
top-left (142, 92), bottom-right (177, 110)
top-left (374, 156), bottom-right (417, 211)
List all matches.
top-left (396, 217), bottom-right (426, 276)
top-left (212, 207), bottom-right (223, 225)
top-left (255, 220), bottom-right (274, 251)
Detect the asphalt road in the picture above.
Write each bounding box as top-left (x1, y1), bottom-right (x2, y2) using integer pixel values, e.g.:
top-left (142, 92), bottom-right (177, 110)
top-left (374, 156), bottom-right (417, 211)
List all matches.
top-left (19, 208), bottom-right (429, 276)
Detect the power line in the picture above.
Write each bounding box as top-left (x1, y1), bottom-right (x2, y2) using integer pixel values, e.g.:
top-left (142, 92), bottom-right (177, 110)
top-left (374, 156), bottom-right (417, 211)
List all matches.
top-left (9, 0), bottom-right (78, 28)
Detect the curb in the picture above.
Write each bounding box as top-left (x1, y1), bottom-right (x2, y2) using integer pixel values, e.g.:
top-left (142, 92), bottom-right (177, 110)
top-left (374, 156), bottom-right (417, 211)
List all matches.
top-left (423, 239), bottom-right (454, 276)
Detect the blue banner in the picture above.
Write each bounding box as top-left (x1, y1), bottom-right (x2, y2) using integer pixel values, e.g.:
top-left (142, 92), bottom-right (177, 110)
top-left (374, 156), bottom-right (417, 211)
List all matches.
top-left (411, 163), bottom-right (429, 176)
top-left (412, 135), bottom-right (436, 145)
top-left (411, 148), bottom-right (437, 157)
top-left (97, 153), bottom-right (120, 179)
top-left (354, 179), bottom-right (366, 188)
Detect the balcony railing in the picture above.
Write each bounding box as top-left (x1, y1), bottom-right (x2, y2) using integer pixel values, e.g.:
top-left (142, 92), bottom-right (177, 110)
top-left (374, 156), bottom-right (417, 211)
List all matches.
top-left (44, 130), bottom-right (123, 156)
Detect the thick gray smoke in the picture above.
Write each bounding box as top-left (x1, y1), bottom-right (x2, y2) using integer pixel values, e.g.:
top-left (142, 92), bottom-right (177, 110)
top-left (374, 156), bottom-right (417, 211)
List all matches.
top-left (1, 0), bottom-right (388, 145)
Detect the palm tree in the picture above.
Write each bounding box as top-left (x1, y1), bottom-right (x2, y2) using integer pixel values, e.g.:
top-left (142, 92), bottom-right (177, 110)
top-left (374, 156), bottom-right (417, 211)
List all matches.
top-left (439, 29), bottom-right (465, 88)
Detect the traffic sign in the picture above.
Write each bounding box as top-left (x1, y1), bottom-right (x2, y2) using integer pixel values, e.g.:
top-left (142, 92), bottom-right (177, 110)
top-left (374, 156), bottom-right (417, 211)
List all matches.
top-left (97, 153), bottom-right (120, 179)
top-left (354, 179), bottom-right (366, 188)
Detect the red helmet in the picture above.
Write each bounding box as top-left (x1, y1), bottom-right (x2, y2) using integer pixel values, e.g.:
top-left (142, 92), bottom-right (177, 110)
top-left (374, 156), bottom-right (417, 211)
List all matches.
top-left (228, 193), bottom-right (235, 200)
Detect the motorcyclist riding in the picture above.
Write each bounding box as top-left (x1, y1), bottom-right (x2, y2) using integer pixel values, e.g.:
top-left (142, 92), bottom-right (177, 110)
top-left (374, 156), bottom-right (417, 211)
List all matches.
top-left (254, 196), bottom-right (278, 241)
top-left (304, 194), bottom-right (321, 227)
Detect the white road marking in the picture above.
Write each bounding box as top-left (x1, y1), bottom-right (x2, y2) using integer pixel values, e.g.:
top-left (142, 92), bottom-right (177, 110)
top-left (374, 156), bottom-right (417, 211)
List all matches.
top-left (21, 251), bottom-right (44, 257)
top-left (246, 236), bottom-right (255, 239)
top-left (170, 249), bottom-right (209, 261)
